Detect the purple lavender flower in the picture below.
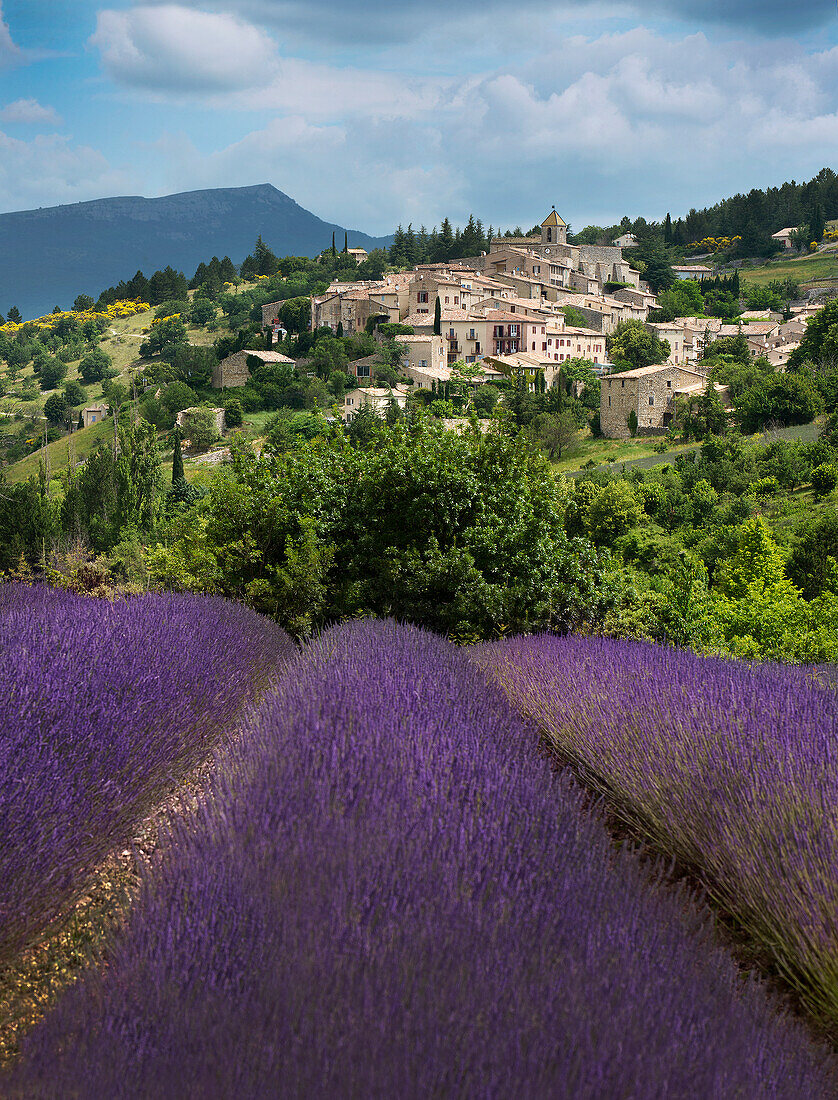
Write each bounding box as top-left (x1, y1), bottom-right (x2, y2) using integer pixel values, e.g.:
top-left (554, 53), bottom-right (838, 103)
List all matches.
top-left (11, 622), bottom-right (836, 1097)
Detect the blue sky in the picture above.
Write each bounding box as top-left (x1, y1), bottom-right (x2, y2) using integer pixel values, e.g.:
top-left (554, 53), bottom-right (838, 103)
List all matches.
top-left (0, 0), bottom-right (836, 235)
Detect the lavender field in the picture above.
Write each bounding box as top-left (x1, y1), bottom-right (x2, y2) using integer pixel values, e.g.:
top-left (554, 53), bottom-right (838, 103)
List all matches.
top-left (0, 583), bottom-right (293, 965)
top-left (478, 635), bottom-right (838, 1032)
top-left (9, 621), bottom-right (837, 1098)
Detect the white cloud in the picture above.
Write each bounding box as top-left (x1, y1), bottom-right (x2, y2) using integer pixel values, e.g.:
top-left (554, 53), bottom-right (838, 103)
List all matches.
top-left (0, 99), bottom-right (63, 126)
top-left (0, 2), bottom-right (21, 69)
top-left (90, 5), bottom-right (280, 91)
top-left (0, 131), bottom-right (131, 212)
top-left (156, 114), bottom-right (465, 230)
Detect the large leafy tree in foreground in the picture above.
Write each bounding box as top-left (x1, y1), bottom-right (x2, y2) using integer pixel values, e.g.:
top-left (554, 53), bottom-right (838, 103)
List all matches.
top-left (148, 421), bottom-right (619, 638)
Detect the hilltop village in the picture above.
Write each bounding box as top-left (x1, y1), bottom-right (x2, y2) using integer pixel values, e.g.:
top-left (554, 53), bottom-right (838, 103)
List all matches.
top-left (222, 209), bottom-right (820, 440)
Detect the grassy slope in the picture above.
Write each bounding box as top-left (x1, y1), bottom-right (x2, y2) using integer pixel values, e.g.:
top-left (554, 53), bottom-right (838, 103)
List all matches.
top-left (4, 417), bottom-right (115, 485)
top-left (739, 247), bottom-right (838, 287)
top-left (551, 432), bottom-right (697, 475)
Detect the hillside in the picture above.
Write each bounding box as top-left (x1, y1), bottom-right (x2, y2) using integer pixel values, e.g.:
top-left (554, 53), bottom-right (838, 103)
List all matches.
top-left (0, 184), bottom-right (392, 319)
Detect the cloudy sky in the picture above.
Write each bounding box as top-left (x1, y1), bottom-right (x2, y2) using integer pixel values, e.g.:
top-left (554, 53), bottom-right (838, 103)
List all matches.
top-left (0, 0), bottom-right (836, 234)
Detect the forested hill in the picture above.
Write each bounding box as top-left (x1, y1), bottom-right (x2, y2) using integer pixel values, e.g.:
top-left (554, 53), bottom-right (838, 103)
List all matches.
top-left (666, 167), bottom-right (838, 252)
top-left (0, 184), bottom-right (392, 319)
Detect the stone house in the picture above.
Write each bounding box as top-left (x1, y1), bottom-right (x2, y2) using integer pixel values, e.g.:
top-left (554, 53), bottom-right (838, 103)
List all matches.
top-left (82, 403), bottom-right (109, 428)
top-left (212, 349), bottom-right (295, 389)
top-left (672, 265), bottom-right (713, 281)
top-left (600, 364), bottom-right (712, 438)
top-left (347, 248), bottom-right (368, 264)
top-left (771, 227), bottom-right (798, 250)
top-left (395, 334), bottom-right (448, 382)
top-left (342, 385), bottom-right (410, 420)
top-left (347, 354), bottom-right (379, 381)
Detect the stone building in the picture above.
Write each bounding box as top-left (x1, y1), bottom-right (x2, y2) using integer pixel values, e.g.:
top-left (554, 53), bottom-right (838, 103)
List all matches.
top-left (600, 364), bottom-right (710, 438)
top-left (82, 403), bottom-right (109, 428)
top-left (395, 334), bottom-right (447, 380)
top-left (342, 385), bottom-right (410, 420)
top-left (212, 349), bottom-right (295, 389)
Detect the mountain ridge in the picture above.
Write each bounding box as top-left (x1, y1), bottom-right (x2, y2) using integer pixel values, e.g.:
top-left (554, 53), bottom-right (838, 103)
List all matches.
top-left (0, 184), bottom-right (392, 318)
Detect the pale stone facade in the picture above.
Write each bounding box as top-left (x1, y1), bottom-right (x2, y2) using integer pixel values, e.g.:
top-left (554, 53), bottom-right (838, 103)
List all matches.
top-left (82, 403), bottom-right (109, 428)
top-left (342, 385), bottom-right (409, 420)
top-left (395, 334), bottom-right (447, 383)
top-left (212, 349), bottom-right (295, 389)
top-left (600, 364), bottom-right (710, 438)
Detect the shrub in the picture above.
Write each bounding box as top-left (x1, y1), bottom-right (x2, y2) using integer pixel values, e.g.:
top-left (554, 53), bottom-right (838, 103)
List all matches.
top-left (811, 463), bottom-right (838, 497)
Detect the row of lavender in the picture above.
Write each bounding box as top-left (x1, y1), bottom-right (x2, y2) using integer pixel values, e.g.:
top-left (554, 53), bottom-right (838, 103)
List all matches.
top-left (10, 621), bottom-right (836, 1097)
top-left (0, 583), bottom-right (294, 965)
top-left (477, 635), bottom-right (838, 1032)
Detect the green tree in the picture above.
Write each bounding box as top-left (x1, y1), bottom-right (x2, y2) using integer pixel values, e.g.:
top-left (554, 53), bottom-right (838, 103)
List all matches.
top-left (63, 380), bottom-right (86, 407)
top-left (189, 298), bottom-right (216, 326)
top-left (736, 372), bottom-right (823, 433)
top-left (73, 294), bottom-right (95, 312)
top-left (161, 381), bottom-right (198, 414)
top-left (139, 317), bottom-right (188, 359)
top-left (172, 427), bottom-right (185, 484)
top-left (223, 398), bottom-right (244, 428)
top-left (44, 392), bottom-right (69, 425)
top-left (433, 296), bottom-right (442, 336)
top-left (7, 306), bottom-right (22, 324)
top-left (38, 358), bottom-right (68, 391)
top-left (585, 481), bottom-right (642, 545)
top-left (179, 407), bottom-right (221, 451)
top-left (530, 411), bottom-right (579, 460)
top-left (810, 462), bottom-right (837, 496)
top-left (79, 347), bottom-right (113, 385)
top-left (607, 321), bottom-right (670, 371)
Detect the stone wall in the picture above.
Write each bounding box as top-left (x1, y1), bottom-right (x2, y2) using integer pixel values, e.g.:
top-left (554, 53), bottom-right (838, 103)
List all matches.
top-left (212, 351), bottom-right (251, 388)
top-left (601, 365), bottom-right (704, 438)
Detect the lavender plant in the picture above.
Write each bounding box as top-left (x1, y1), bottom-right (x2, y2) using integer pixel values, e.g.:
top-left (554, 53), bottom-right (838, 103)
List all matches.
top-left (11, 622), bottom-right (836, 1097)
top-left (477, 635), bottom-right (838, 1031)
top-left (0, 582), bottom-right (293, 964)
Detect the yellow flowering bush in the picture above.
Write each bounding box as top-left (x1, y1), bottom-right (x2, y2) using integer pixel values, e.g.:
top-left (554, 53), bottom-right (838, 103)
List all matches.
top-left (686, 235), bottom-right (742, 253)
top-left (0, 301), bottom-right (150, 333)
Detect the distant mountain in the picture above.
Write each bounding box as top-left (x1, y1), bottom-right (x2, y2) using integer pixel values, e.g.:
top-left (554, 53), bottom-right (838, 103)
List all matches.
top-left (0, 184), bottom-right (393, 319)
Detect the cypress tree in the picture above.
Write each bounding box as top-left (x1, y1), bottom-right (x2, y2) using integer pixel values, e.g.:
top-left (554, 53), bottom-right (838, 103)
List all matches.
top-left (331, 232), bottom-right (337, 258)
top-left (337, 321), bottom-right (344, 338)
top-left (664, 213), bottom-right (672, 245)
top-left (343, 232), bottom-right (348, 253)
top-left (433, 296), bottom-right (442, 336)
top-left (172, 428), bottom-right (184, 484)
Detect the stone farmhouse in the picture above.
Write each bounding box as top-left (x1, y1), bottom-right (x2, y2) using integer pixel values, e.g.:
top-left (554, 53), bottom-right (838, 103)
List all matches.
top-left (771, 227), bottom-right (798, 250)
top-left (342, 385), bottom-right (409, 420)
top-left (212, 349), bottom-right (295, 389)
top-left (82, 403), bottom-right (109, 428)
top-left (601, 363), bottom-right (725, 439)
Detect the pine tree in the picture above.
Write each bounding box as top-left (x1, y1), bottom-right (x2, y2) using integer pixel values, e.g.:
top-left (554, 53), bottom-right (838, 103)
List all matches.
top-left (171, 428), bottom-right (184, 484)
top-left (433, 297), bottom-right (442, 336)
